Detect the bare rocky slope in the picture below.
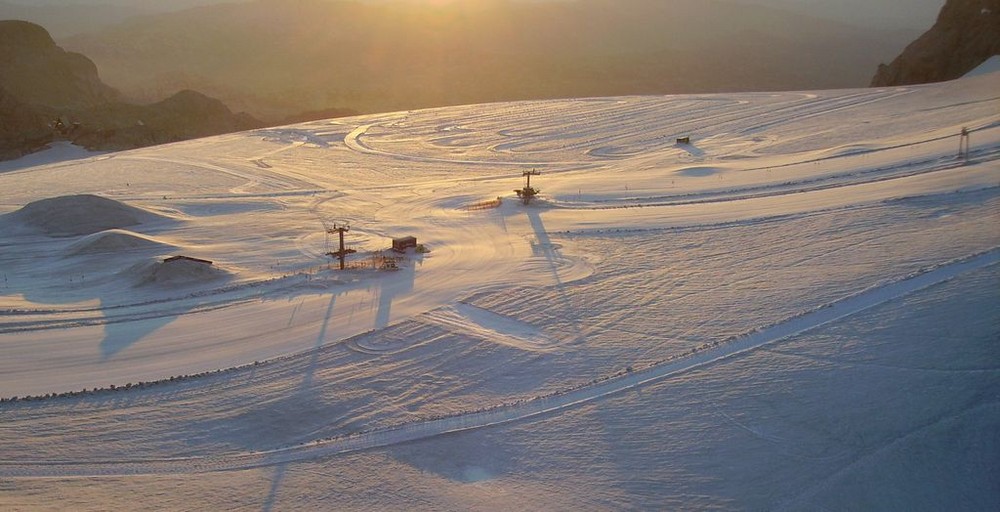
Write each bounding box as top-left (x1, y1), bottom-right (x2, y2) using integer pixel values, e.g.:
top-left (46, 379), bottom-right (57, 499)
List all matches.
top-left (0, 19), bottom-right (119, 109)
top-left (0, 85), bottom-right (52, 160)
top-left (871, 0), bottom-right (1000, 86)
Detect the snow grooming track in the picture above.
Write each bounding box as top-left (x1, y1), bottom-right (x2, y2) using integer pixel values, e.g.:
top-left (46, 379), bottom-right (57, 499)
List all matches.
top-left (568, 144), bottom-right (1000, 211)
top-left (345, 123), bottom-right (590, 167)
top-left (418, 302), bottom-right (560, 352)
top-left (1, 249), bottom-right (996, 478)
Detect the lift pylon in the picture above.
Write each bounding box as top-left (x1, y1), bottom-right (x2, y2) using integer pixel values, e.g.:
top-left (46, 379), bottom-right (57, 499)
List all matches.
top-left (514, 169), bottom-right (541, 205)
top-left (325, 223), bottom-right (356, 270)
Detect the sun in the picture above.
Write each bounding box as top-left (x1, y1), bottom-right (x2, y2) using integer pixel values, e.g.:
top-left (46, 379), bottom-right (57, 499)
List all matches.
top-left (394, 0), bottom-right (469, 5)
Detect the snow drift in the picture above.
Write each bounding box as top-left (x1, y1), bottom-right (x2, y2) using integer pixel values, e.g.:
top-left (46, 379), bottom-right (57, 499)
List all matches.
top-left (123, 257), bottom-right (231, 287)
top-left (65, 228), bottom-right (175, 256)
top-left (3, 194), bottom-right (171, 236)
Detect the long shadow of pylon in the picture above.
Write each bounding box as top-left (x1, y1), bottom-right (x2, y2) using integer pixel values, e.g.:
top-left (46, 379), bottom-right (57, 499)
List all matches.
top-left (525, 207), bottom-right (585, 342)
top-left (263, 289), bottom-right (337, 511)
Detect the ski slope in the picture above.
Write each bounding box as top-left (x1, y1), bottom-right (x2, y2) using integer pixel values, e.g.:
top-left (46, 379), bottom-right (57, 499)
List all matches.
top-left (1, 73), bottom-right (998, 510)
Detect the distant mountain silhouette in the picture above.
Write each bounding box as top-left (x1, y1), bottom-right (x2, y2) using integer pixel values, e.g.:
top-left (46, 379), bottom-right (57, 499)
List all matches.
top-left (0, 19), bottom-right (119, 109)
top-left (0, 20), bottom-right (261, 161)
top-left (70, 89), bottom-right (263, 151)
top-left (871, 0), bottom-right (1000, 86)
top-left (61, 0), bottom-right (917, 120)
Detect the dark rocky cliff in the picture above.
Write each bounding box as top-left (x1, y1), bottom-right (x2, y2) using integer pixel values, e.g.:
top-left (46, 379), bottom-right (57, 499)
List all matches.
top-left (0, 19), bottom-right (120, 109)
top-left (0, 85), bottom-right (53, 160)
top-left (871, 0), bottom-right (1000, 86)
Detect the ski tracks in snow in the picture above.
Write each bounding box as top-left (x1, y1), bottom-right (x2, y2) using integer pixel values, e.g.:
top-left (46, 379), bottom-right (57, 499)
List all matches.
top-left (2, 249), bottom-right (997, 478)
top-left (418, 302), bottom-right (561, 352)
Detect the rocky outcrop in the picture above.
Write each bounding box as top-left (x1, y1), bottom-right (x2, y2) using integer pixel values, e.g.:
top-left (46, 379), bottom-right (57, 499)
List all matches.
top-left (871, 0), bottom-right (1000, 86)
top-left (0, 21), bottom-right (261, 161)
top-left (0, 85), bottom-right (53, 160)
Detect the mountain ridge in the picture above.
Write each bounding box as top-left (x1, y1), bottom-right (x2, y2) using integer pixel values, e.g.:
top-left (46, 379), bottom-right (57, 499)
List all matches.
top-left (0, 19), bottom-right (120, 109)
top-left (871, 0), bottom-right (1000, 86)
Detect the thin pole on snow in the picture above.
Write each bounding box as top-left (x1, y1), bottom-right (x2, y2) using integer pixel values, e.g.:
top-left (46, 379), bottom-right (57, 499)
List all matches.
top-left (959, 127), bottom-right (970, 163)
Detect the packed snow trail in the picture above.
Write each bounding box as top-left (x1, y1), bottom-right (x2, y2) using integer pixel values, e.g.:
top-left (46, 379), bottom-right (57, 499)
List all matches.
top-left (563, 144), bottom-right (1000, 210)
top-left (1, 249), bottom-right (996, 478)
top-left (3, 79), bottom-right (997, 399)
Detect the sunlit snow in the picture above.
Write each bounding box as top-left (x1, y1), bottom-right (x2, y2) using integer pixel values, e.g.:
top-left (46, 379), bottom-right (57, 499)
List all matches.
top-left (1, 73), bottom-right (997, 510)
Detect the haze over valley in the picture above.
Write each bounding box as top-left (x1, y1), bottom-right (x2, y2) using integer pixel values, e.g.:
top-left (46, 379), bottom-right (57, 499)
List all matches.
top-left (4, 0), bottom-right (936, 120)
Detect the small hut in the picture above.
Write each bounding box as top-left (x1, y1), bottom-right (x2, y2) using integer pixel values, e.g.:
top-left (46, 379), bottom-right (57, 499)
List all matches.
top-left (392, 236), bottom-right (417, 253)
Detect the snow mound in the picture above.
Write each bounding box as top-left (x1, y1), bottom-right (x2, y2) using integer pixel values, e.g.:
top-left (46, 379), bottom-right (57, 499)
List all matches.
top-left (6, 194), bottom-right (170, 236)
top-left (419, 303), bottom-right (560, 352)
top-left (66, 229), bottom-right (175, 256)
top-left (255, 128), bottom-right (331, 148)
top-left (124, 257), bottom-right (231, 287)
top-left (0, 142), bottom-right (102, 174)
top-left (675, 166), bottom-right (722, 177)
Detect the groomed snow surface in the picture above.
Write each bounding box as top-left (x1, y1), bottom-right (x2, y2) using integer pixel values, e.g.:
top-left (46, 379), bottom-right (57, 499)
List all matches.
top-left (1, 73), bottom-right (998, 510)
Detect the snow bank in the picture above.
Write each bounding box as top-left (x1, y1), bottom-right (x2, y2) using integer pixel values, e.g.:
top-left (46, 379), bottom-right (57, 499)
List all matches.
top-left (0, 142), bottom-right (102, 174)
top-left (674, 166), bottom-right (723, 177)
top-left (65, 229), bottom-right (175, 256)
top-left (124, 257), bottom-right (231, 287)
top-left (4, 194), bottom-right (172, 236)
top-left (420, 302), bottom-right (560, 352)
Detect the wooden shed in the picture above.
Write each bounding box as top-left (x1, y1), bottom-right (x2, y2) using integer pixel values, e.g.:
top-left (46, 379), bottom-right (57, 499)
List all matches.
top-left (392, 236), bottom-right (417, 253)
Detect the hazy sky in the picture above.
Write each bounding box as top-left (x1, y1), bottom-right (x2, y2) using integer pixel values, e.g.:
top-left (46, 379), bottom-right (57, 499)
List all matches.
top-left (4, 0), bottom-right (947, 32)
top-left (740, 0), bottom-right (945, 30)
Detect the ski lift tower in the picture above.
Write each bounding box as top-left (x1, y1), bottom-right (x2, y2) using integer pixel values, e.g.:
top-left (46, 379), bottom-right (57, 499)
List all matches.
top-left (514, 169), bottom-right (541, 205)
top-left (959, 127), bottom-right (971, 163)
top-left (325, 223), bottom-right (356, 270)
